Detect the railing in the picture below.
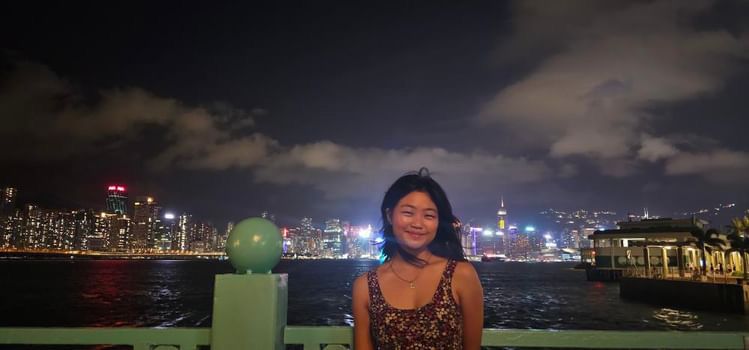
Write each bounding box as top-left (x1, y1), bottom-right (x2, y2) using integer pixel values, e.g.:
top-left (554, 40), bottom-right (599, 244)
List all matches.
top-left (284, 326), bottom-right (749, 349)
top-left (0, 327), bottom-right (211, 349)
top-left (3, 218), bottom-right (749, 349)
top-left (2, 326), bottom-right (749, 349)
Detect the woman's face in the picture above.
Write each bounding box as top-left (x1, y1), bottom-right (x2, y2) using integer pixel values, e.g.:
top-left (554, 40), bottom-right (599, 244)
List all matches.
top-left (389, 191), bottom-right (439, 254)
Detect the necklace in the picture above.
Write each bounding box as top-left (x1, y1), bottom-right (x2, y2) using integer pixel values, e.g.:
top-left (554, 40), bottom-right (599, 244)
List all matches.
top-left (389, 255), bottom-right (431, 289)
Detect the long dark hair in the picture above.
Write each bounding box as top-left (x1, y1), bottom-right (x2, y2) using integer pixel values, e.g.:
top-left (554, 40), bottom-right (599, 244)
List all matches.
top-left (380, 168), bottom-right (466, 266)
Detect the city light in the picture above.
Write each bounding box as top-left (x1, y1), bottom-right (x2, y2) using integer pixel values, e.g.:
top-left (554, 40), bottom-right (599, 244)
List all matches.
top-left (525, 225), bottom-right (535, 232)
top-left (107, 185), bottom-right (126, 192)
top-left (164, 213), bottom-right (175, 220)
top-left (482, 229), bottom-right (494, 236)
top-left (359, 225), bottom-right (372, 238)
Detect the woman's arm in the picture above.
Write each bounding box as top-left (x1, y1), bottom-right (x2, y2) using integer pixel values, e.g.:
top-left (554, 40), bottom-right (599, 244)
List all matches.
top-left (352, 274), bottom-right (374, 350)
top-left (455, 262), bottom-right (484, 350)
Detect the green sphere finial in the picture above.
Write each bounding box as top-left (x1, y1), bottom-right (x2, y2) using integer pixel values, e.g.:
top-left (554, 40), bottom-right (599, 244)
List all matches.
top-left (225, 217), bottom-right (282, 274)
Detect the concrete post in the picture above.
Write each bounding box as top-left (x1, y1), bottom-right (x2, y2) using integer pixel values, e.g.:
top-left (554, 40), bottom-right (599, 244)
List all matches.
top-left (211, 217), bottom-right (286, 350)
top-left (211, 273), bottom-right (288, 350)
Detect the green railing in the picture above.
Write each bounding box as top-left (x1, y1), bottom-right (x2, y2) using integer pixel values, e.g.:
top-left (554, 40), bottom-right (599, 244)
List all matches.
top-left (2, 218), bottom-right (749, 349)
top-left (284, 327), bottom-right (749, 349)
top-left (0, 327), bottom-right (211, 349)
top-left (1, 326), bottom-right (749, 349)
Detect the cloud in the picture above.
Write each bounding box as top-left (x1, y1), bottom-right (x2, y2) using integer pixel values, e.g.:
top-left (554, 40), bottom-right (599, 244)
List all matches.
top-left (480, 0), bottom-right (749, 165)
top-left (0, 59), bottom-right (555, 201)
top-left (638, 134), bottom-right (679, 162)
top-left (0, 59), bottom-right (270, 169)
top-left (254, 141), bottom-right (552, 200)
top-left (664, 149), bottom-right (749, 183)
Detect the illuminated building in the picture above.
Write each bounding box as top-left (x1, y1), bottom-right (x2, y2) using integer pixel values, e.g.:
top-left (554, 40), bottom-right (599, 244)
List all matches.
top-left (21, 204), bottom-right (43, 249)
top-left (299, 217), bottom-right (321, 256)
top-left (175, 213), bottom-right (192, 251)
top-left (131, 196), bottom-right (161, 251)
top-left (105, 185), bottom-right (128, 215)
top-left (88, 211), bottom-right (129, 252)
top-left (0, 187), bottom-right (18, 247)
top-left (2, 213), bottom-right (23, 249)
top-left (189, 221), bottom-right (218, 252)
top-left (106, 214), bottom-right (130, 252)
top-left (461, 225), bottom-right (479, 257)
top-left (285, 226), bottom-right (303, 255)
top-left (45, 211), bottom-right (76, 250)
top-left (157, 212), bottom-right (178, 251)
top-left (72, 209), bottom-right (94, 250)
top-left (497, 195), bottom-right (507, 231)
top-left (323, 218), bottom-right (344, 257)
top-left (0, 187), bottom-right (17, 216)
top-left (87, 212), bottom-right (112, 251)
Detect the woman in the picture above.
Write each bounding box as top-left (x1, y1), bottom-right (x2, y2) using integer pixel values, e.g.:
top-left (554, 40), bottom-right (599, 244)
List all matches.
top-left (352, 169), bottom-right (484, 349)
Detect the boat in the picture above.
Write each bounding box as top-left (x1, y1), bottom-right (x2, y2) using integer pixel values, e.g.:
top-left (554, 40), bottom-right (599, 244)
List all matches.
top-left (481, 253), bottom-right (506, 262)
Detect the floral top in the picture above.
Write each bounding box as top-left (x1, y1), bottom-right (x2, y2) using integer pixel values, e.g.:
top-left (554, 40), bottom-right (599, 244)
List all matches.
top-left (367, 259), bottom-right (462, 349)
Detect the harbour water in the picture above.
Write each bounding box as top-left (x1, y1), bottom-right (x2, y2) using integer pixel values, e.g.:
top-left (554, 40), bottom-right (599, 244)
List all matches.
top-left (1, 259), bottom-right (747, 331)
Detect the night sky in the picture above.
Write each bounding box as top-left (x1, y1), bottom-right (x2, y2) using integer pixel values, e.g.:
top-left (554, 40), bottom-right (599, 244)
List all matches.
top-left (1, 1), bottom-right (748, 227)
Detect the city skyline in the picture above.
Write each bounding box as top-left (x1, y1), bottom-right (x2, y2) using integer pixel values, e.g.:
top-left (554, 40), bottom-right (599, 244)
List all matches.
top-left (2, 182), bottom-right (745, 230)
top-left (2, 181), bottom-right (747, 262)
top-left (1, 1), bottom-right (748, 227)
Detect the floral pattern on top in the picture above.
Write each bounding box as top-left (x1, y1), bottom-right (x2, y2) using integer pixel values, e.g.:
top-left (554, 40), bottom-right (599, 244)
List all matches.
top-left (367, 259), bottom-right (463, 349)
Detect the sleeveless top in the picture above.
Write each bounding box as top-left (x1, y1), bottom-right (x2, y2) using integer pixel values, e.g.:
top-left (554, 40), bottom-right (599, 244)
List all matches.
top-left (367, 259), bottom-right (463, 349)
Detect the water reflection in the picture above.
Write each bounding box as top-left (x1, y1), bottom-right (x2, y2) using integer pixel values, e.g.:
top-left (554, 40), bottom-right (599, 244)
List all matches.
top-left (652, 308), bottom-right (703, 330)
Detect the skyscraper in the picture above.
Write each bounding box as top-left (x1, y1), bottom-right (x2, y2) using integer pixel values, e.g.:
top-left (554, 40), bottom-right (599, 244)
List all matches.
top-left (497, 195), bottom-right (507, 231)
top-left (323, 218), bottom-right (344, 257)
top-left (0, 187), bottom-right (18, 247)
top-left (496, 196), bottom-right (508, 255)
top-left (106, 185), bottom-right (128, 215)
top-left (131, 196), bottom-right (161, 251)
top-left (107, 215), bottom-right (131, 252)
top-left (0, 187), bottom-right (17, 216)
top-left (158, 212), bottom-right (177, 251)
top-left (175, 213), bottom-right (192, 251)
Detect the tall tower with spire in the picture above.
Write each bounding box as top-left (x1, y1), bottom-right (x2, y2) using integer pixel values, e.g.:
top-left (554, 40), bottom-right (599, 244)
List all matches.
top-left (497, 196), bottom-right (507, 231)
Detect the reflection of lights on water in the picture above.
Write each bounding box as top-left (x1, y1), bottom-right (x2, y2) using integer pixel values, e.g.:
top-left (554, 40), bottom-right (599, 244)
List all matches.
top-left (652, 308), bottom-right (703, 330)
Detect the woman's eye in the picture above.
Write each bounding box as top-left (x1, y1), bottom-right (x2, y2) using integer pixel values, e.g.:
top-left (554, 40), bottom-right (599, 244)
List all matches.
top-left (425, 214), bottom-right (436, 219)
top-left (401, 211), bottom-right (413, 216)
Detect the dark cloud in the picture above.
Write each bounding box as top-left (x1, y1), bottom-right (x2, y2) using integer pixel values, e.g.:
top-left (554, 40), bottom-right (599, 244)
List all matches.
top-left (0, 59), bottom-right (557, 208)
top-left (0, 59), bottom-right (272, 171)
top-left (479, 0), bottom-right (749, 183)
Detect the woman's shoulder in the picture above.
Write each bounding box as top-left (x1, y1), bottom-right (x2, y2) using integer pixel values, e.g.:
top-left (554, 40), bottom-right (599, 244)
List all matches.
top-left (452, 260), bottom-right (480, 282)
top-left (353, 272), bottom-right (369, 291)
top-left (354, 264), bottom-right (385, 285)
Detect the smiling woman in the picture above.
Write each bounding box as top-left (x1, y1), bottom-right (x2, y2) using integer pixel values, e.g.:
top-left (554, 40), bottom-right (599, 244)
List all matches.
top-left (352, 168), bottom-right (484, 350)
